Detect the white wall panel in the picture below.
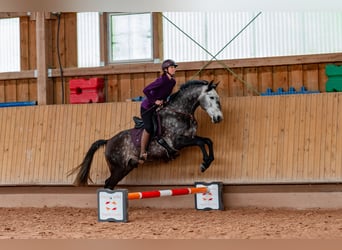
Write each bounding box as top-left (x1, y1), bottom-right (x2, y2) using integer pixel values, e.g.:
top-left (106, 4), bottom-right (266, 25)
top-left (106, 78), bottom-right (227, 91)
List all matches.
top-left (163, 12), bottom-right (342, 62)
top-left (0, 18), bottom-right (20, 73)
top-left (77, 12), bottom-right (100, 67)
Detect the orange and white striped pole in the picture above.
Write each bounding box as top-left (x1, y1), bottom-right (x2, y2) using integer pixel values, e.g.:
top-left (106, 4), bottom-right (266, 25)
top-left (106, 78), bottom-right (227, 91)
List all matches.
top-left (128, 187), bottom-right (208, 200)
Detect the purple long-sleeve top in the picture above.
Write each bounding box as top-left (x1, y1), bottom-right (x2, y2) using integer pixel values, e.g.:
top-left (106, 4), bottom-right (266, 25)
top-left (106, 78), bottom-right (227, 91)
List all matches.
top-left (141, 74), bottom-right (176, 109)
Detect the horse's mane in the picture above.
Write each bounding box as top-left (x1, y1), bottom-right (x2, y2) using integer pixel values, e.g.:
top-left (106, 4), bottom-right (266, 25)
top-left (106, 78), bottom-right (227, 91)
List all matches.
top-left (168, 79), bottom-right (209, 102)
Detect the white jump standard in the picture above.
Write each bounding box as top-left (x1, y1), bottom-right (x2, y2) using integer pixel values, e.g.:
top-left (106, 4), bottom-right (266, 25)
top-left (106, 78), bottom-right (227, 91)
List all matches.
top-left (97, 182), bottom-right (224, 222)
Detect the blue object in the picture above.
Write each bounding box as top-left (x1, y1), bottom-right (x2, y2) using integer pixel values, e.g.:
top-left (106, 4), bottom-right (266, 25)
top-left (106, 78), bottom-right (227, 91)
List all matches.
top-left (261, 86), bottom-right (320, 96)
top-left (0, 101), bottom-right (37, 108)
top-left (131, 96), bottom-right (145, 102)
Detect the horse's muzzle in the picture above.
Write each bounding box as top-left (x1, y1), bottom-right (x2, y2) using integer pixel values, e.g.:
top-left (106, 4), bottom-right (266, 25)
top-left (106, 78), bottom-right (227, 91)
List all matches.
top-left (212, 115), bottom-right (223, 123)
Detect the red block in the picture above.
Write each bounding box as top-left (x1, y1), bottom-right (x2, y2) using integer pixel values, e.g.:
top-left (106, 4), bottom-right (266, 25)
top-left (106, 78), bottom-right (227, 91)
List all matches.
top-left (69, 78), bottom-right (105, 104)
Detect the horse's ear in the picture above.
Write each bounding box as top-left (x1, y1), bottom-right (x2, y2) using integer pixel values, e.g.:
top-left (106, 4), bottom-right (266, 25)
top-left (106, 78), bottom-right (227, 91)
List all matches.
top-left (208, 80), bottom-right (219, 91)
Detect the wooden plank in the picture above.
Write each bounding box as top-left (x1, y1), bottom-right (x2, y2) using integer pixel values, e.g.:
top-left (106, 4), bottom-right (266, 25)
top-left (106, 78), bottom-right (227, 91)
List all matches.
top-left (131, 73), bottom-right (145, 99)
top-left (35, 106), bottom-right (49, 182)
top-left (312, 94), bottom-right (323, 179)
top-left (288, 64), bottom-right (303, 90)
top-left (36, 12), bottom-right (49, 105)
top-left (323, 94), bottom-right (334, 179)
top-left (234, 97), bottom-right (245, 181)
top-left (0, 81), bottom-right (5, 102)
top-left (244, 67), bottom-right (258, 96)
top-left (284, 95), bottom-right (296, 180)
top-left (45, 105), bottom-right (57, 183)
top-left (15, 107), bottom-right (30, 183)
top-left (296, 94), bottom-right (306, 180)
top-left (258, 66), bottom-right (273, 93)
top-left (275, 96), bottom-right (286, 181)
top-left (200, 69), bottom-right (215, 82)
top-left (152, 13), bottom-right (163, 60)
top-left (213, 69), bottom-right (229, 98)
top-left (336, 94), bottom-right (342, 180)
top-left (20, 16), bottom-right (30, 70)
top-left (4, 108), bottom-right (17, 183)
top-left (106, 75), bottom-right (119, 102)
top-left (13, 108), bottom-right (27, 183)
top-left (118, 74), bottom-right (131, 101)
top-left (48, 53), bottom-right (342, 77)
top-left (175, 70), bottom-right (186, 88)
top-left (17, 80), bottom-right (30, 101)
top-left (0, 12), bottom-right (28, 18)
top-left (318, 94), bottom-right (327, 179)
top-left (28, 18), bottom-right (37, 70)
top-left (273, 66), bottom-right (288, 91)
top-left (185, 70), bottom-right (198, 82)
top-left (302, 94), bottom-right (312, 180)
top-left (253, 97), bottom-right (266, 180)
top-left (318, 63), bottom-right (328, 92)
top-left (28, 79), bottom-right (37, 102)
top-left (269, 96), bottom-right (280, 180)
top-left (303, 64), bottom-right (319, 91)
top-left (247, 97), bottom-right (258, 180)
top-left (329, 94), bottom-right (338, 180)
top-left (99, 13), bottom-right (108, 65)
top-left (4, 80), bottom-right (17, 102)
top-left (1, 109), bottom-right (10, 182)
top-left (0, 109), bottom-right (6, 181)
top-left (63, 13), bottom-right (77, 67)
top-left (22, 106), bottom-right (35, 183)
top-left (228, 68), bottom-right (244, 97)
top-left (0, 71), bottom-right (35, 81)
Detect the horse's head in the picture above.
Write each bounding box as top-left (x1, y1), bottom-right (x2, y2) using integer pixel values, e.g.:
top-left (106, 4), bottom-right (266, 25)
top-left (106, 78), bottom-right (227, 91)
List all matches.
top-left (198, 80), bottom-right (223, 123)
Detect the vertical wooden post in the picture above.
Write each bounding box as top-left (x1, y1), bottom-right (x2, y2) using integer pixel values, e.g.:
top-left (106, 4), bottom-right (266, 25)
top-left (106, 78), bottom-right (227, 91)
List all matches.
top-left (100, 12), bottom-right (108, 66)
top-left (35, 12), bottom-right (51, 105)
top-left (152, 12), bottom-right (163, 61)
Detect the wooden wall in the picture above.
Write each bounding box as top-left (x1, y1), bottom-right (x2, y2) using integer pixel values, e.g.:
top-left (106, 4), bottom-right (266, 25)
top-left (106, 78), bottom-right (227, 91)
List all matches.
top-left (1, 53), bottom-right (341, 104)
top-left (1, 93), bottom-right (342, 186)
top-left (0, 12), bottom-right (77, 103)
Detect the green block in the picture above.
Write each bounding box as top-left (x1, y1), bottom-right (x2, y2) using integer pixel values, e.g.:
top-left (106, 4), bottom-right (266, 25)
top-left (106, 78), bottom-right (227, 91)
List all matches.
top-left (326, 64), bottom-right (342, 92)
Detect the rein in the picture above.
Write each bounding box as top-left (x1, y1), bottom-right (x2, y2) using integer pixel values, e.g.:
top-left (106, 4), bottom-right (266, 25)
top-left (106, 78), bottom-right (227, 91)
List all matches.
top-left (157, 101), bottom-right (196, 122)
top-left (165, 107), bottom-right (194, 121)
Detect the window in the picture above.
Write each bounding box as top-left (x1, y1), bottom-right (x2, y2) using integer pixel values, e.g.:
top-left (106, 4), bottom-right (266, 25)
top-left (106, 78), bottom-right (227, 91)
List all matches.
top-left (0, 17), bottom-right (20, 72)
top-left (108, 13), bottom-right (153, 63)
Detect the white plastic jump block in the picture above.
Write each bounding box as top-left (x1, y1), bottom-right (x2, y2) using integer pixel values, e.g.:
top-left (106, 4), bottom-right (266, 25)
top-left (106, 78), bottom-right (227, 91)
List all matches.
top-left (97, 182), bottom-right (224, 223)
top-left (194, 182), bottom-right (224, 211)
top-left (97, 189), bottom-right (128, 222)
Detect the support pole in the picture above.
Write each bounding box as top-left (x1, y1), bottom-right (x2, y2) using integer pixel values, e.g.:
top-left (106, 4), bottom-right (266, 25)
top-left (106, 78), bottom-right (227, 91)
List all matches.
top-left (35, 12), bottom-right (51, 105)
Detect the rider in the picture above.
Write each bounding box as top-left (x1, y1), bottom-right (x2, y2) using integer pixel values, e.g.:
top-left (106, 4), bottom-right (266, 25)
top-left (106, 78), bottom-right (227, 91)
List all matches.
top-left (139, 59), bottom-right (178, 164)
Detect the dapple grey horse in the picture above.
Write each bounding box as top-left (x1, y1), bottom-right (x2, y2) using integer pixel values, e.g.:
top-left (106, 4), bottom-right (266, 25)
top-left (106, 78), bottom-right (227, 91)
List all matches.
top-left (69, 79), bottom-right (223, 189)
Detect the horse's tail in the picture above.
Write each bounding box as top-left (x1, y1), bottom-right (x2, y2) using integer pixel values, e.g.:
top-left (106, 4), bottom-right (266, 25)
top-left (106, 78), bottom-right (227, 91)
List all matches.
top-left (68, 139), bottom-right (108, 186)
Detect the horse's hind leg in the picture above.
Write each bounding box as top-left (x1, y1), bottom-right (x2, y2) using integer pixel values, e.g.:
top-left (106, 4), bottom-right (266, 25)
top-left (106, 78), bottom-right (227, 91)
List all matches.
top-left (104, 159), bottom-right (139, 190)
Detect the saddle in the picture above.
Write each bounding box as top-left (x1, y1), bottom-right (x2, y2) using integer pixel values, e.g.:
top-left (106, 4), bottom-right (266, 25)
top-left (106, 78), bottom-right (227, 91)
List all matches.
top-left (132, 114), bottom-right (178, 159)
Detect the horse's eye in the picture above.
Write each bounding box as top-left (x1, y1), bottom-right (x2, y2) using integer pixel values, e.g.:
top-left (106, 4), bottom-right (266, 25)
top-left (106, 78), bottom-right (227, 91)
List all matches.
top-left (210, 96), bottom-right (215, 100)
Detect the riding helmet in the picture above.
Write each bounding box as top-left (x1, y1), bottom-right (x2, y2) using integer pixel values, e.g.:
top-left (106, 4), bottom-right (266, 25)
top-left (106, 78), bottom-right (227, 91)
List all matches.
top-left (162, 59), bottom-right (178, 71)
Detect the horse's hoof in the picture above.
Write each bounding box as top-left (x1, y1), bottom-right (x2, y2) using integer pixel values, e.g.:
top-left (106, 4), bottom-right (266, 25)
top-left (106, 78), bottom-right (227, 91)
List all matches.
top-left (200, 164), bottom-right (207, 172)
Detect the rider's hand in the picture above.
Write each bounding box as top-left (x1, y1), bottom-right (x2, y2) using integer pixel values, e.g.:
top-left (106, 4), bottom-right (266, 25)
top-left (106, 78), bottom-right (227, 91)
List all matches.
top-left (155, 100), bottom-right (163, 106)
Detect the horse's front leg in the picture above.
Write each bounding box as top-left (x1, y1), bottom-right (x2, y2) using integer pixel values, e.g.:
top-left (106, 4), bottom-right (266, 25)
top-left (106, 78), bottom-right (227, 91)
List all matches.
top-left (177, 135), bottom-right (214, 172)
